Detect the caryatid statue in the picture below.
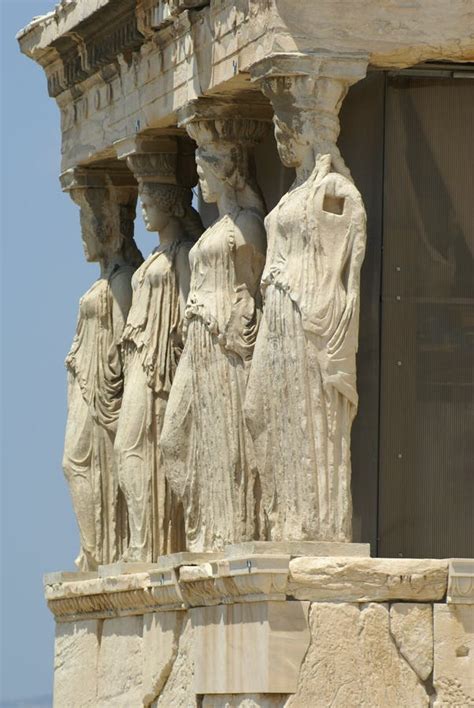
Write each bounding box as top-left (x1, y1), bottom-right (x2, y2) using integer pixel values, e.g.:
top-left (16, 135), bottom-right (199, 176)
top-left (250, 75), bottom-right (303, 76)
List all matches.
top-left (245, 53), bottom-right (368, 543)
top-left (62, 166), bottom-right (143, 571)
top-left (160, 102), bottom-right (269, 552)
top-left (114, 136), bottom-right (204, 561)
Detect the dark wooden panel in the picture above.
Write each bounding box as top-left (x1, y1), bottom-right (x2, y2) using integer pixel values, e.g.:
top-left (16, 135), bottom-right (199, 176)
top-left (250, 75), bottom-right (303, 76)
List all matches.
top-left (379, 77), bottom-right (474, 558)
top-left (339, 71), bottom-right (386, 551)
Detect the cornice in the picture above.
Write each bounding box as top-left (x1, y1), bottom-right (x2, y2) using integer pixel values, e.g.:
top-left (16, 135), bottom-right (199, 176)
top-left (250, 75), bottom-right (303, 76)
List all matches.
top-left (44, 551), bottom-right (449, 623)
top-left (17, 0), bottom-right (213, 99)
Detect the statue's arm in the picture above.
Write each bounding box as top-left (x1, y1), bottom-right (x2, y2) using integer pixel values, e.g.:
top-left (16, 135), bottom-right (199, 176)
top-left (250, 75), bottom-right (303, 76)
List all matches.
top-left (175, 244), bottom-right (192, 316)
top-left (222, 212), bottom-right (267, 360)
top-left (110, 271), bottom-right (133, 338)
top-left (233, 211), bottom-right (267, 291)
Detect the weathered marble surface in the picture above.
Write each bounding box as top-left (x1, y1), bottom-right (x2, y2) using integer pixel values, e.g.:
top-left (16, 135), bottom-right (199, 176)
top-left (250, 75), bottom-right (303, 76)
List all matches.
top-left (45, 558), bottom-right (474, 706)
top-left (288, 556), bottom-right (449, 602)
top-left (17, 1), bottom-right (474, 171)
top-left (245, 54), bottom-right (367, 544)
top-left (45, 552), bottom-right (451, 621)
top-left (114, 135), bottom-right (203, 562)
top-left (224, 540), bottom-right (370, 558)
top-left (390, 603), bottom-right (433, 681)
top-left (53, 609), bottom-right (188, 707)
top-left (193, 601), bottom-right (310, 694)
top-left (53, 619), bottom-right (99, 707)
top-left (152, 616), bottom-right (196, 707)
top-left (161, 107), bottom-right (268, 551)
top-left (142, 610), bottom-right (185, 705)
top-left (61, 167), bottom-right (142, 571)
top-left (433, 603), bottom-right (474, 707)
top-left (286, 602), bottom-right (429, 707)
top-left (97, 615), bottom-right (144, 706)
top-left (203, 698), bottom-right (287, 708)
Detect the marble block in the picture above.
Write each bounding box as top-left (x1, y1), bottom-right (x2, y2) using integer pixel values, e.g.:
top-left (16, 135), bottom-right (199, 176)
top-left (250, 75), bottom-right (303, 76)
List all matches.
top-left (98, 562), bottom-right (161, 577)
top-left (142, 611), bottom-right (185, 705)
top-left (53, 619), bottom-right (99, 707)
top-left (287, 602), bottom-right (429, 707)
top-left (179, 555), bottom-right (291, 607)
top-left (224, 541), bottom-right (370, 558)
top-left (45, 571), bottom-right (98, 583)
top-left (97, 615), bottom-right (144, 707)
top-left (156, 552), bottom-right (225, 569)
top-left (433, 603), bottom-right (474, 707)
top-left (447, 559), bottom-right (474, 604)
top-left (192, 601), bottom-right (310, 694)
top-left (390, 603), bottom-right (433, 681)
top-left (288, 556), bottom-right (448, 602)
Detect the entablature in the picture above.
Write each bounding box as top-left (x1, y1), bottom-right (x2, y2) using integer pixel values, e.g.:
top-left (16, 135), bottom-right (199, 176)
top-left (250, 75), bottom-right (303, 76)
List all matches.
top-left (17, 0), bottom-right (474, 172)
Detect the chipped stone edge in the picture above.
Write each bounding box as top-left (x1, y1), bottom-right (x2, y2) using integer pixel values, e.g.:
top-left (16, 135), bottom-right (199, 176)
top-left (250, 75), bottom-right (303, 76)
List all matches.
top-left (44, 555), bottom-right (457, 622)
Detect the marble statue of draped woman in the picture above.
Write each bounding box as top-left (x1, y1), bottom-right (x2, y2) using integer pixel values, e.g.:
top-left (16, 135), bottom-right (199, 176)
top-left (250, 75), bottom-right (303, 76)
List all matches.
top-left (63, 186), bottom-right (142, 570)
top-left (115, 183), bottom-right (203, 561)
top-left (161, 119), bottom-right (267, 552)
top-left (245, 147), bottom-right (366, 542)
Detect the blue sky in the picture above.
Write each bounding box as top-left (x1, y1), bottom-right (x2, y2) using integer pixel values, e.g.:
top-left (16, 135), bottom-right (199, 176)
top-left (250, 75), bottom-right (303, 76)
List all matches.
top-left (0, 2), bottom-right (151, 702)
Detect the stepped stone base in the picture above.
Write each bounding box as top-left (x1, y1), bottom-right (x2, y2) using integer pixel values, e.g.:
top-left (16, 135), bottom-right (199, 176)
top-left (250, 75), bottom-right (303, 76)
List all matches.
top-left (45, 551), bottom-right (474, 707)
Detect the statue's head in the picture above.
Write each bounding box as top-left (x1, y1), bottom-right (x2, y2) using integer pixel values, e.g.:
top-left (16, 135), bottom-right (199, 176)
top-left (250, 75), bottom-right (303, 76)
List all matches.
top-left (259, 74), bottom-right (339, 170)
top-left (121, 143), bottom-right (203, 242)
top-left (139, 181), bottom-right (200, 236)
top-left (71, 185), bottom-right (142, 267)
top-left (250, 53), bottom-right (366, 180)
top-left (272, 112), bottom-right (311, 169)
top-left (72, 187), bottom-right (112, 261)
top-left (185, 119), bottom-right (267, 212)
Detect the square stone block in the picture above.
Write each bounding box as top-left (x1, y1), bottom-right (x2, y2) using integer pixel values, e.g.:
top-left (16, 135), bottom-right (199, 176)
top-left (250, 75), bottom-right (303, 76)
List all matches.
top-left (53, 619), bottom-right (99, 707)
top-left (224, 541), bottom-right (370, 558)
top-left (142, 611), bottom-right (184, 705)
top-left (192, 601), bottom-right (310, 694)
top-left (433, 603), bottom-right (474, 707)
top-left (97, 615), bottom-right (144, 707)
top-left (447, 559), bottom-right (474, 604)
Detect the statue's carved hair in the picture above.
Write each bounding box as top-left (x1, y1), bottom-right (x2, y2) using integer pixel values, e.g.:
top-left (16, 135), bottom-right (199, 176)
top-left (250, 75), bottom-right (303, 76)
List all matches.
top-left (265, 75), bottom-right (353, 181)
top-left (186, 119), bottom-right (268, 148)
top-left (73, 186), bottom-right (143, 267)
top-left (187, 119), bottom-right (267, 216)
top-left (140, 182), bottom-right (204, 242)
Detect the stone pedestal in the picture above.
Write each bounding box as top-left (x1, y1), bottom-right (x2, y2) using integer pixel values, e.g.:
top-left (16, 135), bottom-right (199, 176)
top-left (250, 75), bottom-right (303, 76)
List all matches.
top-left (45, 550), bottom-right (474, 707)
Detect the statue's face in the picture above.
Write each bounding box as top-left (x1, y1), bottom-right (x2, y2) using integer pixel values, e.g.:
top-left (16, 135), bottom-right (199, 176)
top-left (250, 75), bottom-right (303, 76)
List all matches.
top-left (140, 191), bottom-right (171, 232)
top-left (79, 204), bottom-right (104, 262)
top-left (195, 150), bottom-right (223, 204)
top-left (273, 116), bottom-right (308, 169)
top-left (75, 188), bottom-right (116, 263)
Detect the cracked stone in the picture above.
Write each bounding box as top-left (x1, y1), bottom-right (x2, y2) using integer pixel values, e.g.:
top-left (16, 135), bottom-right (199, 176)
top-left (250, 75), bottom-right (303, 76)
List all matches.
top-left (286, 602), bottom-right (428, 707)
top-left (390, 603), bottom-right (433, 681)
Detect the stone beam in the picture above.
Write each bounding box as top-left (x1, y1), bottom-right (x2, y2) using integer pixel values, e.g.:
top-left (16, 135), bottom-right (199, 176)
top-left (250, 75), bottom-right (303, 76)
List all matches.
top-left (60, 162), bottom-right (138, 192)
top-left (268, 0), bottom-right (474, 69)
top-left (17, 1), bottom-right (474, 170)
top-left (59, 163), bottom-right (139, 234)
top-left (114, 133), bottom-right (198, 188)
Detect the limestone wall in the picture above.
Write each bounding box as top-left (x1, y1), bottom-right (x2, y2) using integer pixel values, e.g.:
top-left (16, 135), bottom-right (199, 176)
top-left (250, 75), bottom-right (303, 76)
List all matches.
top-left (47, 554), bottom-right (474, 707)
